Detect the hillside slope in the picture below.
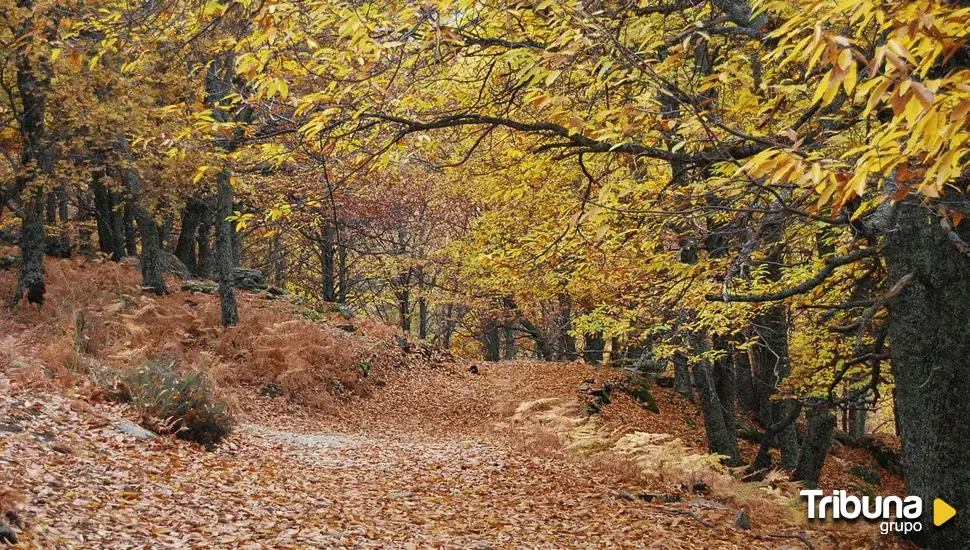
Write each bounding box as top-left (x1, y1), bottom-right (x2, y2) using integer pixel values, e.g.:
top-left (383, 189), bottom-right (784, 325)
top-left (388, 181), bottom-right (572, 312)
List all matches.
top-left (0, 257), bottom-right (908, 549)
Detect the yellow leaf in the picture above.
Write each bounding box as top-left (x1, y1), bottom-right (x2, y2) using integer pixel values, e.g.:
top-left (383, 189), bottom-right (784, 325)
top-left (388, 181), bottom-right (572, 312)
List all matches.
top-left (843, 62), bottom-right (858, 94)
top-left (812, 71), bottom-right (833, 105)
top-left (837, 48), bottom-right (853, 70)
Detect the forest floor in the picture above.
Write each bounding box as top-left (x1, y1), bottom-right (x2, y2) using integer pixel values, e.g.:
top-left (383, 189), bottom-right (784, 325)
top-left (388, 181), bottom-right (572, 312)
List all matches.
top-left (0, 256), bottom-right (910, 549)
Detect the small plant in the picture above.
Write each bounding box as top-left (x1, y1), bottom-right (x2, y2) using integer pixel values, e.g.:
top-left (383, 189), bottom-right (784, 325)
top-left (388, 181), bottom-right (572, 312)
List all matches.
top-left (121, 358), bottom-right (234, 449)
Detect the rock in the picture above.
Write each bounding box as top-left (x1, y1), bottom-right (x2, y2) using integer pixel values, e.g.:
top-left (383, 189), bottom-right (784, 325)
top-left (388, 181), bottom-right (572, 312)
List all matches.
top-left (734, 509), bottom-right (752, 530)
top-left (117, 419), bottom-right (155, 439)
top-left (162, 251), bottom-right (192, 280)
top-left (577, 383), bottom-right (590, 392)
top-left (266, 286), bottom-right (287, 297)
top-left (336, 324), bottom-right (357, 333)
top-left (231, 268), bottom-right (267, 291)
top-left (389, 490), bottom-right (414, 499)
top-left (0, 255), bottom-right (18, 270)
top-left (181, 281), bottom-right (218, 294)
top-left (469, 365), bottom-right (479, 374)
top-left (0, 522), bottom-right (17, 545)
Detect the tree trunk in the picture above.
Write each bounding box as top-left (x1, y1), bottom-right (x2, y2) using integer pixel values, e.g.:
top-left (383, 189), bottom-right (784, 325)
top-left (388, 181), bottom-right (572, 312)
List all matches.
top-left (134, 208), bottom-right (168, 295)
top-left (584, 332), bottom-right (606, 364)
top-left (110, 191), bottom-right (126, 258)
top-left (482, 319), bottom-right (501, 361)
top-left (792, 405), bottom-right (836, 489)
top-left (673, 351), bottom-right (693, 400)
top-left (418, 297), bottom-right (429, 339)
top-left (174, 198), bottom-right (205, 275)
top-left (750, 306), bottom-right (799, 469)
top-left (883, 197), bottom-right (970, 548)
top-left (215, 171), bottom-right (238, 326)
top-left (847, 405), bottom-right (867, 440)
top-left (11, 8), bottom-right (50, 306)
top-left (520, 319), bottom-right (554, 360)
top-left (197, 208), bottom-right (213, 279)
top-left (735, 346), bottom-right (758, 413)
top-left (321, 222), bottom-right (337, 301)
top-left (442, 303), bottom-right (456, 350)
top-left (338, 242), bottom-right (348, 302)
top-left (14, 193), bottom-right (46, 306)
top-left (692, 359), bottom-right (742, 466)
top-left (114, 134), bottom-right (167, 294)
top-left (44, 186), bottom-right (70, 258)
top-left (557, 294), bottom-right (577, 360)
top-left (503, 326), bottom-right (515, 360)
top-left (91, 170), bottom-right (123, 260)
top-left (712, 336), bottom-right (737, 442)
top-left (123, 202), bottom-right (138, 256)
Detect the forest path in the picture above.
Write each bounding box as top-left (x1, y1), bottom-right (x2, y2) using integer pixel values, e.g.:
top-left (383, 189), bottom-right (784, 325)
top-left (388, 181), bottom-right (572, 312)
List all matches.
top-left (2, 366), bottom-right (784, 550)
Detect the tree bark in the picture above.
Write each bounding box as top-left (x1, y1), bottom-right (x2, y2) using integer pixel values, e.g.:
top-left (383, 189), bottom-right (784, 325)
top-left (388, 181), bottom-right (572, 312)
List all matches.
top-left (338, 241), bottom-right (348, 302)
top-left (11, 0), bottom-right (50, 306)
top-left (174, 197), bottom-right (206, 275)
top-left (712, 336), bottom-right (737, 442)
top-left (215, 171), bottom-right (238, 326)
top-left (750, 305), bottom-right (799, 469)
top-left (197, 208), bottom-right (213, 279)
top-left (114, 134), bottom-right (167, 295)
top-left (14, 193), bottom-right (46, 306)
top-left (735, 346), bottom-right (758, 413)
top-left (133, 209), bottom-right (168, 295)
top-left (883, 197), bottom-right (970, 548)
top-left (91, 169), bottom-right (123, 260)
top-left (482, 319), bottom-right (501, 361)
top-left (557, 294), bottom-right (578, 360)
top-left (123, 202), bottom-right (138, 256)
top-left (673, 351), bottom-right (693, 400)
top-left (321, 221), bottom-right (337, 301)
top-left (692, 359), bottom-right (742, 466)
top-left (503, 326), bottom-right (515, 360)
top-left (584, 332), bottom-right (606, 364)
top-left (418, 297), bottom-right (429, 339)
top-left (847, 405), bottom-right (867, 440)
top-left (792, 405), bottom-right (836, 489)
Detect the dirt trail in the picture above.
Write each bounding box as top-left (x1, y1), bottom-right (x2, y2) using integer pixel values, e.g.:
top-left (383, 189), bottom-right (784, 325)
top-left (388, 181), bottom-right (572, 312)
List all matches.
top-left (1, 369), bottom-right (806, 549)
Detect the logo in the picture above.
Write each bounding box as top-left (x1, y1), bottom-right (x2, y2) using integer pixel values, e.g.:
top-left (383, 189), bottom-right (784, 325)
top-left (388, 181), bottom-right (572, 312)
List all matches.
top-left (800, 490), bottom-right (925, 535)
top-left (934, 498), bottom-right (956, 527)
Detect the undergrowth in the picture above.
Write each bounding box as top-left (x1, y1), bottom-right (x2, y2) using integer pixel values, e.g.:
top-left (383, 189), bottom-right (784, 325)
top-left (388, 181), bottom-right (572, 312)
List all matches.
top-left (116, 358), bottom-right (234, 449)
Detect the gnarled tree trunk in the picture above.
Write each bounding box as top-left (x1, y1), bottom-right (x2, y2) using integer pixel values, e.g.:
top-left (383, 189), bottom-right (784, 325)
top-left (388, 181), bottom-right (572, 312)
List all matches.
top-left (792, 405), bottom-right (836, 489)
top-left (883, 197), bottom-right (970, 548)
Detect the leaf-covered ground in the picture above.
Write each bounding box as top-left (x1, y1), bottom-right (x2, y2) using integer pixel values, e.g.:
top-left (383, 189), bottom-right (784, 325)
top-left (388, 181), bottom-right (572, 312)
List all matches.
top-left (1, 361), bottom-right (908, 549)
top-left (0, 258), bottom-right (909, 549)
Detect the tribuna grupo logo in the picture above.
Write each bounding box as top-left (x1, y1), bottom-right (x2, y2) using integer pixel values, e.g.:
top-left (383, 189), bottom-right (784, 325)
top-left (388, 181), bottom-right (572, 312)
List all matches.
top-left (801, 490), bottom-right (924, 535)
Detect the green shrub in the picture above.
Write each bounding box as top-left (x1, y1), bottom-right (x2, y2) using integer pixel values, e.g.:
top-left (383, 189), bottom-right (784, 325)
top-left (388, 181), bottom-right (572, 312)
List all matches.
top-left (122, 359), bottom-right (234, 449)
